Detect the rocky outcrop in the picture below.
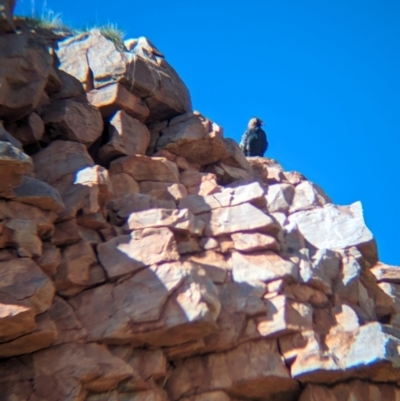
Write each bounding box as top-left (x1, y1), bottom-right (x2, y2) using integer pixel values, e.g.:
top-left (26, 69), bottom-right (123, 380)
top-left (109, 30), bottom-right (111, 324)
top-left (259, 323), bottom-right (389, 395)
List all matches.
top-left (0, 4), bottom-right (399, 401)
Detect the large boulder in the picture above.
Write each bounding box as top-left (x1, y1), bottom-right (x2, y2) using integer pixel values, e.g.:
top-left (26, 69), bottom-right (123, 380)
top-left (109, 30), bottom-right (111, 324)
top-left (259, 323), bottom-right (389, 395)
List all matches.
top-left (56, 30), bottom-right (191, 121)
top-left (0, 32), bottom-right (52, 120)
top-left (156, 112), bottom-right (228, 165)
top-left (289, 202), bottom-right (377, 262)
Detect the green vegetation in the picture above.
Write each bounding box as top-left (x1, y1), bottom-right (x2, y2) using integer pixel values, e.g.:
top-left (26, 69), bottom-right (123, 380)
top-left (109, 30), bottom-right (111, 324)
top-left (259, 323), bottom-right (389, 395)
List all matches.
top-left (19, 9), bottom-right (72, 33)
top-left (95, 23), bottom-right (126, 49)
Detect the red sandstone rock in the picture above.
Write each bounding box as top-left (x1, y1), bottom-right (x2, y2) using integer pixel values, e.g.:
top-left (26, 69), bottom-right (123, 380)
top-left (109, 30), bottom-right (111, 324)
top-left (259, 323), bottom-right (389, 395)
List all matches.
top-left (88, 83), bottom-right (150, 121)
top-left (166, 340), bottom-right (299, 400)
top-left (98, 227), bottom-right (179, 279)
top-left (110, 154), bottom-right (179, 182)
top-left (41, 99), bottom-right (103, 147)
top-left (0, 141), bottom-right (32, 191)
top-left (0, 32), bottom-right (52, 120)
top-left (0, 258), bottom-right (54, 335)
top-left (33, 342), bottom-right (134, 399)
top-left (199, 203), bottom-right (278, 237)
top-left (231, 232), bottom-right (280, 252)
top-left (179, 181), bottom-right (265, 214)
top-left (232, 250), bottom-right (298, 285)
top-left (99, 111), bottom-right (150, 162)
top-left (0, 311), bottom-right (57, 357)
top-left (33, 140), bottom-right (94, 185)
top-left (125, 208), bottom-right (204, 236)
top-left (11, 176), bottom-right (64, 213)
top-left (53, 239), bottom-right (98, 296)
top-left (156, 112), bottom-right (228, 165)
top-left (289, 201), bottom-right (377, 263)
top-left (5, 112), bottom-right (44, 145)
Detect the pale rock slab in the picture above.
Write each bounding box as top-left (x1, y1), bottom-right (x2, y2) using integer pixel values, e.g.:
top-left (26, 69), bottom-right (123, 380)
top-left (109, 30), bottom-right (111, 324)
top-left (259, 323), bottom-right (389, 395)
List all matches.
top-left (200, 203), bottom-right (277, 237)
top-left (179, 181), bottom-right (265, 215)
top-left (88, 83), bottom-right (150, 121)
top-left (279, 330), bottom-right (322, 364)
top-left (218, 281), bottom-right (267, 317)
top-left (284, 170), bottom-right (307, 186)
top-left (291, 322), bottom-right (400, 384)
top-left (33, 140), bottom-right (94, 185)
top-left (232, 250), bottom-right (298, 285)
top-left (110, 154), bottom-right (179, 182)
top-left (99, 111), bottom-right (150, 162)
top-left (248, 157), bottom-right (286, 184)
top-left (256, 295), bottom-right (313, 338)
top-left (0, 32), bottom-right (52, 120)
top-left (289, 202), bottom-right (377, 261)
top-left (289, 180), bottom-right (331, 213)
top-left (186, 250), bottom-right (230, 283)
top-left (334, 255), bottom-right (375, 321)
top-left (299, 248), bottom-right (341, 294)
top-left (231, 232), bottom-right (280, 252)
top-left (41, 99), bottom-right (103, 147)
top-left (98, 227), bottom-right (179, 279)
top-left (125, 208), bottom-right (204, 236)
top-left (156, 112), bottom-right (228, 165)
top-left (166, 340), bottom-right (299, 401)
top-left (265, 183), bottom-right (295, 213)
top-left (181, 170), bottom-right (220, 196)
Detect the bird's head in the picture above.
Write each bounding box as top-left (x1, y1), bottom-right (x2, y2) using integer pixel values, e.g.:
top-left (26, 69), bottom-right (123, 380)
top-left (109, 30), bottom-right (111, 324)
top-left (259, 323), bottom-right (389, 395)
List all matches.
top-left (248, 117), bottom-right (263, 129)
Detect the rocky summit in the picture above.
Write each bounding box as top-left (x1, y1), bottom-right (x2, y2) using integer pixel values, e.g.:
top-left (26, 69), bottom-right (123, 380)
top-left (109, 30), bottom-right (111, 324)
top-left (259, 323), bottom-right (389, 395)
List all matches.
top-left (0, 2), bottom-right (399, 401)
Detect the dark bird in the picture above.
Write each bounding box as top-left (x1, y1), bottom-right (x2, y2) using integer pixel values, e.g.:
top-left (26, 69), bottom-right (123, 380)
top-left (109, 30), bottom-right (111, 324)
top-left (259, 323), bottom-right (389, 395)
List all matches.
top-left (239, 117), bottom-right (268, 157)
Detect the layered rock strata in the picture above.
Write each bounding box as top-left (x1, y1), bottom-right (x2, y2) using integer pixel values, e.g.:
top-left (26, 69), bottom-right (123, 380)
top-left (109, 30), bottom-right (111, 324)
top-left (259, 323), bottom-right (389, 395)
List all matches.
top-left (0, 3), bottom-right (399, 400)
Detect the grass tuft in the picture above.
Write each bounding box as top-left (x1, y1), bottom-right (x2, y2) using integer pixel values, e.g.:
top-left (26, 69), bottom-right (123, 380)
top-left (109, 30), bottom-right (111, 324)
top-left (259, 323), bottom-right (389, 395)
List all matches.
top-left (18, 8), bottom-right (72, 33)
top-left (96, 23), bottom-right (126, 49)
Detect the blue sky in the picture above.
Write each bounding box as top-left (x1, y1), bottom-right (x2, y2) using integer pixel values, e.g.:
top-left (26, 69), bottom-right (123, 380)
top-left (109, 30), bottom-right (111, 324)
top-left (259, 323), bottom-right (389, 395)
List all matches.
top-left (16, 0), bottom-right (400, 265)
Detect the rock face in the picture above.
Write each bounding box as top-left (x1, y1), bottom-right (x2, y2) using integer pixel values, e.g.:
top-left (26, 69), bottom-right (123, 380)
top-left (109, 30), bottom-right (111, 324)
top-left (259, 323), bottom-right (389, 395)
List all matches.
top-left (0, 8), bottom-right (399, 401)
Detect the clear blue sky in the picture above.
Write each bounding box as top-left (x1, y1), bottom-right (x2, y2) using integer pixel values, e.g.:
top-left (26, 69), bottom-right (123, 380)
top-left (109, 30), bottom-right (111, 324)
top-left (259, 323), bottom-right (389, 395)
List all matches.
top-left (16, 0), bottom-right (400, 265)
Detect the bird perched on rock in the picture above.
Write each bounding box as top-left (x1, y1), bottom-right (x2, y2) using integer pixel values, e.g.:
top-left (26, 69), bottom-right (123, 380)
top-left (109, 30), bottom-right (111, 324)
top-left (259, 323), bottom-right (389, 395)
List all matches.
top-left (239, 117), bottom-right (268, 157)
